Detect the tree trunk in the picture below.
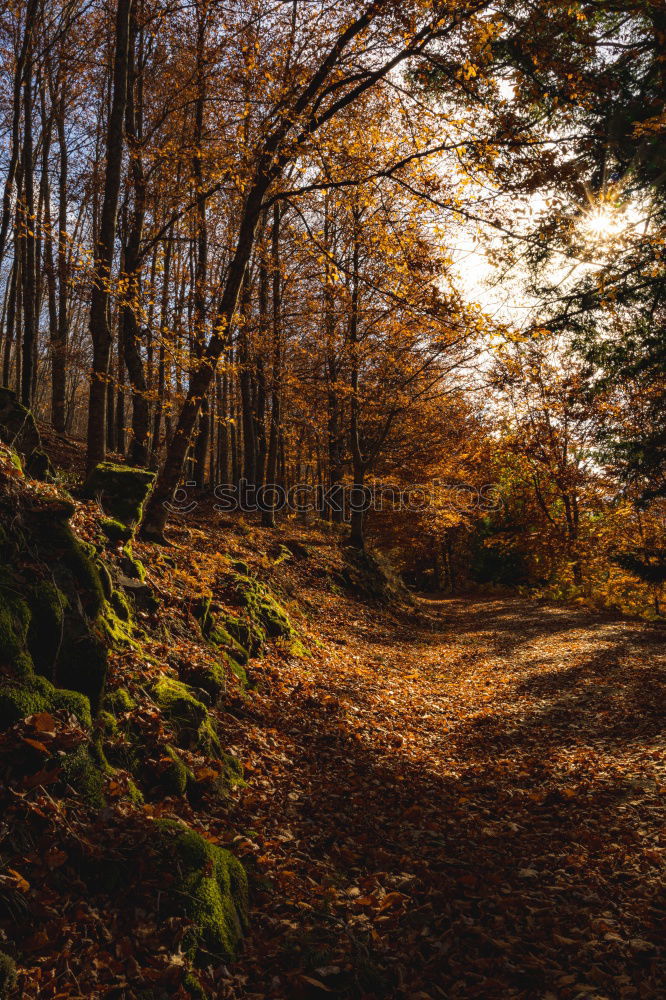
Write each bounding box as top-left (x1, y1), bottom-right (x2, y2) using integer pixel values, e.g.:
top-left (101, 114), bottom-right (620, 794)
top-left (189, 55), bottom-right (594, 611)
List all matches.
top-left (262, 205), bottom-right (282, 529)
top-left (51, 84), bottom-right (69, 432)
top-left (121, 8), bottom-right (149, 466)
top-left (348, 220), bottom-right (365, 549)
top-left (20, 61), bottom-right (37, 408)
top-left (86, 0), bottom-right (133, 473)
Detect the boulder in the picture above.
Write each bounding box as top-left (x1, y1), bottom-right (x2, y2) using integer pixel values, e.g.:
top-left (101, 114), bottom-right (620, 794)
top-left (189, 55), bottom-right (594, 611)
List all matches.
top-left (82, 462), bottom-right (155, 525)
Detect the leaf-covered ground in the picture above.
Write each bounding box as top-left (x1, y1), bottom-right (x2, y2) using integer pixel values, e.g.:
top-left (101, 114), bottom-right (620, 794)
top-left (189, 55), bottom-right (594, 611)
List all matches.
top-left (216, 592), bottom-right (665, 1000)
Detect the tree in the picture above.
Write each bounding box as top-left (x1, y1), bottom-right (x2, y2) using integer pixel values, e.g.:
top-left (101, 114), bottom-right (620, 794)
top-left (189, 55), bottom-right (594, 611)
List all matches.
top-left (86, 0), bottom-right (133, 472)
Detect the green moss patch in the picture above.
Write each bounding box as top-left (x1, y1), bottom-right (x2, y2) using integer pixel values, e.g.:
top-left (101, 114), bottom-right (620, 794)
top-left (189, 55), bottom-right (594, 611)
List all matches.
top-left (0, 950), bottom-right (17, 997)
top-left (0, 674), bottom-right (91, 730)
top-left (158, 745), bottom-right (192, 797)
top-left (120, 543), bottom-right (147, 581)
top-left (83, 462), bottom-right (155, 525)
top-left (153, 819), bottom-right (248, 962)
top-left (180, 659), bottom-right (227, 702)
top-left (60, 744), bottom-right (106, 807)
top-left (101, 517), bottom-right (133, 544)
top-left (103, 687), bottom-right (136, 715)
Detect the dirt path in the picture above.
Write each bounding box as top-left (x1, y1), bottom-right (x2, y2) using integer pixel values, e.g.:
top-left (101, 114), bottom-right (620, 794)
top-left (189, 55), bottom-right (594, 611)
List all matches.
top-left (217, 595), bottom-right (665, 1000)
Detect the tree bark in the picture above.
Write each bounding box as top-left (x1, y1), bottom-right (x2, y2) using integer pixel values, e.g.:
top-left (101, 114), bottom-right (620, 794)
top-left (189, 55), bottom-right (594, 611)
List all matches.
top-left (262, 204), bottom-right (282, 528)
top-left (86, 0), bottom-right (133, 473)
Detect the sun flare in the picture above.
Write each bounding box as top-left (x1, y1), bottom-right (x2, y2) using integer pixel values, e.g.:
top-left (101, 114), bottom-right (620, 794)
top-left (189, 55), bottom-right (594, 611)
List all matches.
top-left (581, 203), bottom-right (627, 242)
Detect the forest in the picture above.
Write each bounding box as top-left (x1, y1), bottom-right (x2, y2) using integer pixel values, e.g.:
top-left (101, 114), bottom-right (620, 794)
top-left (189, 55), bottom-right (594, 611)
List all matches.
top-left (0, 1), bottom-right (664, 998)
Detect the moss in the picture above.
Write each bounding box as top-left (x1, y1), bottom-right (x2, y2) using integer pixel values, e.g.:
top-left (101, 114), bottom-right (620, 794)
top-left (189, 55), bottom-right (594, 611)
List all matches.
top-left (0, 675), bottom-right (91, 730)
top-left (196, 715), bottom-right (222, 758)
top-left (194, 592), bottom-right (213, 635)
top-left (0, 570), bottom-right (33, 678)
top-left (153, 819), bottom-right (248, 962)
top-left (153, 676), bottom-right (208, 743)
top-left (207, 618), bottom-right (249, 664)
top-left (98, 709), bottom-right (119, 737)
top-left (95, 558), bottom-right (114, 600)
top-left (110, 587), bottom-right (132, 622)
top-left (60, 745), bottom-right (105, 807)
top-left (0, 951), bottom-right (17, 998)
top-left (103, 687), bottom-right (136, 715)
top-left (220, 751), bottom-right (244, 787)
top-left (231, 574), bottom-right (294, 640)
top-left (121, 543), bottom-right (146, 582)
top-left (219, 613), bottom-right (263, 658)
top-left (288, 638), bottom-right (310, 659)
top-left (271, 545), bottom-right (292, 566)
top-left (97, 599), bottom-right (135, 648)
top-left (82, 462), bottom-right (155, 524)
top-left (37, 520), bottom-right (105, 617)
top-left (126, 778), bottom-right (144, 806)
top-left (230, 559), bottom-right (249, 575)
top-left (27, 579), bottom-right (68, 677)
top-left (181, 660), bottom-right (226, 702)
top-left (228, 657), bottom-right (248, 688)
top-left (8, 451), bottom-right (22, 474)
top-left (159, 745), bottom-right (191, 797)
top-left (182, 972), bottom-right (209, 1000)
top-left (50, 684), bottom-right (93, 725)
top-left (100, 517), bottom-right (133, 544)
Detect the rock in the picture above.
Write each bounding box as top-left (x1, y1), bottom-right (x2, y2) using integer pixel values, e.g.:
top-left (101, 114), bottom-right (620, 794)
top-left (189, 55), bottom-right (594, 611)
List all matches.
top-left (82, 462), bottom-right (155, 524)
top-left (118, 574), bottom-right (158, 613)
top-left (152, 819), bottom-right (248, 962)
top-left (100, 517), bottom-right (133, 544)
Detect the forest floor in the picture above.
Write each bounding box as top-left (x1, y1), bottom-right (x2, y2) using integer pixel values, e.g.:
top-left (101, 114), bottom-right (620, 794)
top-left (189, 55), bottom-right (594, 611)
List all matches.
top-left (215, 590), bottom-right (665, 1000)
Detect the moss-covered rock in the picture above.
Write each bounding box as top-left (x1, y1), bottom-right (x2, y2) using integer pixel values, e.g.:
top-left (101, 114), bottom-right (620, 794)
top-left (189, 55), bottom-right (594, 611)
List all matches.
top-left (100, 517), bottom-right (133, 544)
top-left (193, 591), bottom-right (213, 634)
top-left (218, 613), bottom-right (263, 659)
top-left (0, 569), bottom-right (33, 678)
top-left (153, 675), bottom-right (233, 761)
top-left (26, 580), bottom-right (67, 678)
top-left (180, 659), bottom-right (226, 702)
top-left (231, 574), bottom-right (294, 639)
top-left (60, 744), bottom-right (105, 807)
top-left (120, 543), bottom-right (146, 581)
top-left (0, 951), bottom-right (17, 998)
top-left (103, 686), bottom-right (136, 715)
top-left (153, 676), bottom-right (207, 742)
top-left (95, 557), bottom-right (114, 601)
top-left (0, 673), bottom-right (91, 729)
top-left (29, 516), bottom-right (105, 618)
top-left (158, 745), bottom-right (192, 797)
top-left (109, 587), bottom-right (132, 623)
top-left (83, 462), bottom-right (155, 525)
top-left (153, 819), bottom-right (248, 962)
top-left (0, 387), bottom-right (40, 459)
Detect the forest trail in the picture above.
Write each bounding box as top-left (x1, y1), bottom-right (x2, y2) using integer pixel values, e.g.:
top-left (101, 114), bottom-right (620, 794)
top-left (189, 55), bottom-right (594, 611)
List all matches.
top-left (217, 594), bottom-right (665, 1000)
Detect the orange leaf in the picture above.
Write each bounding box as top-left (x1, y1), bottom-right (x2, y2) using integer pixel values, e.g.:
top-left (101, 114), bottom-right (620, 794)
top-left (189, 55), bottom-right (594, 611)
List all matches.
top-left (30, 712), bottom-right (57, 733)
top-left (22, 738), bottom-right (50, 754)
